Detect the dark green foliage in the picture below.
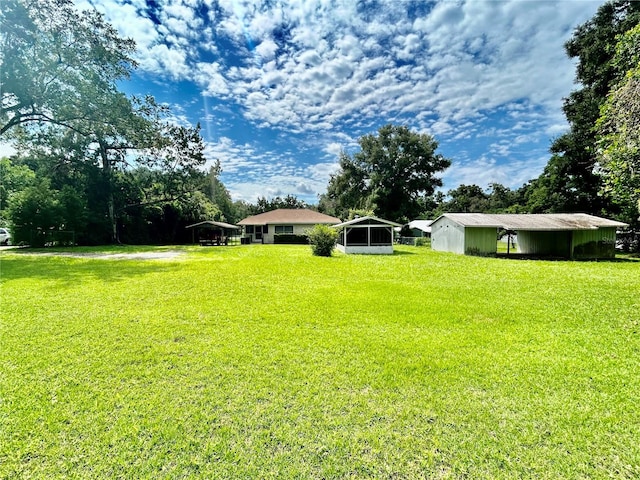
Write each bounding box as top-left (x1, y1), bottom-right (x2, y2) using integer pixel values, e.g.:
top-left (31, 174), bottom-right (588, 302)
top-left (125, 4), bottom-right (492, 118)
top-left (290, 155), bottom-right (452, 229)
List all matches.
top-left (249, 195), bottom-right (308, 215)
top-left (0, 0), bottom-right (137, 136)
top-left (7, 178), bottom-right (62, 246)
top-left (306, 224), bottom-right (338, 256)
top-left (274, 234), bottom-right (309, 244)
top-left (414, 237), bottom-right (429, 247)
top-left (321, 125), bottom-right (450, 222)
top-left (434, 183), bottom-right (526, 216)
top-left (527, 0), bottom-right (640, 215)
top-left (596, 25), bottom-right (640, 229)
top-left (0, 1), bottom-right (219, 244)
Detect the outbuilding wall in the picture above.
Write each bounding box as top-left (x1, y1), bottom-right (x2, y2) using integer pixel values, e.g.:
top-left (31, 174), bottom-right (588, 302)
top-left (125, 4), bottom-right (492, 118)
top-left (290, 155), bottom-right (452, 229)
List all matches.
top-left (431, 217), bottom-right (466, 254)
top-left (431, 218), bottom-right (497, 255)
top-left (336, 244), bottom-right (394, 254)
top-left (516, 228), bottom-right (618, 258)
top-left (572, 227), bottom-right (617, 259)
top-left (464, 227), bottom-right (498, 255)
top-left (517, 231), bottom-right (572, 257)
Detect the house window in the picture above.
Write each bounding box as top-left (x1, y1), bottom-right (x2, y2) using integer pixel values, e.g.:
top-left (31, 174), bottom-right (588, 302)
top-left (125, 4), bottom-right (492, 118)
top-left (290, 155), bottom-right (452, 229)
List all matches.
top-left (275, 225), bottom-right (294, 234)
top-left (246, 225), bottom-right (254, 234)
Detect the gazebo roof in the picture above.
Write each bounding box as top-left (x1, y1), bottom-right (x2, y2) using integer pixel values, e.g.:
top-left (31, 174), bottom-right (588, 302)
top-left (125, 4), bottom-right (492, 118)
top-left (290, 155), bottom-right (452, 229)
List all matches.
top-left (333, 216), bottom-right (402, 228)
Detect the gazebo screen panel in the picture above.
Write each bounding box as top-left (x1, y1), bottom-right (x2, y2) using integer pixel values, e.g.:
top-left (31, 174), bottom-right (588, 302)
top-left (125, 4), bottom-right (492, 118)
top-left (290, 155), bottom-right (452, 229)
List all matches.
top-left (346, 228), bottom-right (368, 246)
top-left (370, 226), bottom-right (392, 245)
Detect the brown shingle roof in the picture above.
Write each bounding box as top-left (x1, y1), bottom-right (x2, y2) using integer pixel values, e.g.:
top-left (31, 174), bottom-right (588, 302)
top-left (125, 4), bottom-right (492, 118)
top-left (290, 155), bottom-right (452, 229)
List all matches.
top-left (237, 209), bottom-right (341, 225)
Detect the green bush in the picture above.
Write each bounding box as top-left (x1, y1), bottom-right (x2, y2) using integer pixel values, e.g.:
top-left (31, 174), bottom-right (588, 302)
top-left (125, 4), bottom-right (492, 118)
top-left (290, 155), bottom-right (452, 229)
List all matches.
top-left (306, 224), bottom-right (338, 257)
top-left (415, 237), bottom-right (430, 247)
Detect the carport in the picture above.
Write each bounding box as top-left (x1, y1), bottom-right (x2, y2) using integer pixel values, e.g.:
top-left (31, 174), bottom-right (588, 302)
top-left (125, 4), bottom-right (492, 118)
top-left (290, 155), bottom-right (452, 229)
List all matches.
top-left (186, 220), bottom-right (242, 246)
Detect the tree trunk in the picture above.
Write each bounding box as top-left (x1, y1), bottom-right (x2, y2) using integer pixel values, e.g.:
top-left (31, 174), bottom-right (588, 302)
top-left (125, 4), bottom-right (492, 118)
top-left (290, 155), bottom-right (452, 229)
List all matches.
top-left (98, 140), bottom-right (117, 243)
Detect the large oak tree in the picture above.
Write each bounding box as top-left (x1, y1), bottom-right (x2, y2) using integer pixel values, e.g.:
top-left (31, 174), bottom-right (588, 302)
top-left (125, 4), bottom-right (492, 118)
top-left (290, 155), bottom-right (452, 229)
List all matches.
top-left (322, 125), bottom-right (450, 222)
top-left (1, 0), bottom-right (210, 243)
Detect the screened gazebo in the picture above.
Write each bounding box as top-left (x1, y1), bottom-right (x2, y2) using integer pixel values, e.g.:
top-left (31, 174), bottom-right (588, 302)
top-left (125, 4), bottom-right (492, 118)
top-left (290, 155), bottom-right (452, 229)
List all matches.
top-left (333, 216), bottom-right (402, 254)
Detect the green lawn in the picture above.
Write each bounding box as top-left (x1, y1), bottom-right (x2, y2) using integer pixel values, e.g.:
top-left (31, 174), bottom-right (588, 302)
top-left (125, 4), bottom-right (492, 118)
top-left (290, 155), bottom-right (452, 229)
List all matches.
top-left (1, 245), bottom-right (639, 479)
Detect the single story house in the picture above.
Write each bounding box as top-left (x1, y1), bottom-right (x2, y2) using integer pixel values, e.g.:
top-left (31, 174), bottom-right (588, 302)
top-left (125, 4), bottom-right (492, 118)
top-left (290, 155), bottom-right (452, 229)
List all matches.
top-left (237, 209), bottom-right (341, 244)
top-left (406, 219), bottom-right (434, 238)
top-left (185, 220), bottom-right (242, 245)
top-left (431, 213), bottom-right (627, 259)
top-left (333, 216), bottom-right (402, 254)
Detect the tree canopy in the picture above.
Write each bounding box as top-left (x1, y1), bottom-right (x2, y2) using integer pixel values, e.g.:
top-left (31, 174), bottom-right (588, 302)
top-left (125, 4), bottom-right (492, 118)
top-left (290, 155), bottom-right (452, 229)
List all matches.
top-left (0, 0), bottom-right (137, 136)
top-left (526, 0), bottom-right (640, 216)
top-left (321, 125), bottom-right (450, 223)
top-left (0, 0), bottom-right (223, 244)
top-left (596, 24), bottom-right (640, 225)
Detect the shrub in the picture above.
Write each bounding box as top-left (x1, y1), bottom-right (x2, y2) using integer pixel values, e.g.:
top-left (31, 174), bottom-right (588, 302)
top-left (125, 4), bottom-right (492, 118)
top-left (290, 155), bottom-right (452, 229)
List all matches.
top-left (415, 237), bottom-right (430, 247)
top-left (306, 224), bottom-right (338, 257)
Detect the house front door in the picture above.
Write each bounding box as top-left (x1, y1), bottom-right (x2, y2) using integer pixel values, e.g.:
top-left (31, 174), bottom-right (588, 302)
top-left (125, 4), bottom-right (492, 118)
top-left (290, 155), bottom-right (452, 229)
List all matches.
top-left (254, 226), bottom-right (263, 241)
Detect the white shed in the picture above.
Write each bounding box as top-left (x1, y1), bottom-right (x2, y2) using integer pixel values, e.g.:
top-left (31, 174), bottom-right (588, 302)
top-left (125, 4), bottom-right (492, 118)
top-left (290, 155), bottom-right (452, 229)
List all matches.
top-left (333, 216), bottom-right (402, 254)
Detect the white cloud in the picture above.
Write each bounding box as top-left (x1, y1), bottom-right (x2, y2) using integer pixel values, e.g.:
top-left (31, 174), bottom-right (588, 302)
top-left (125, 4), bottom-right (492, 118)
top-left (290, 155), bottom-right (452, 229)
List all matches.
top-left (88, 0), bottom-right (603, 135)
top-left (83, 0), bottom-right (606, 196)
top-left (0, 143), bottom-right (16, 158)
top-left (443, 155), bottom-right (547, 191)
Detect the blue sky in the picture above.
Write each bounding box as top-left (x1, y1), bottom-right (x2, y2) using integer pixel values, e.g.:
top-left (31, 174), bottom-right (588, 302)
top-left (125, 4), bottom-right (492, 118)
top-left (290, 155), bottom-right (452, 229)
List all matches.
top-left (76, 0), bottom-right (605, 204)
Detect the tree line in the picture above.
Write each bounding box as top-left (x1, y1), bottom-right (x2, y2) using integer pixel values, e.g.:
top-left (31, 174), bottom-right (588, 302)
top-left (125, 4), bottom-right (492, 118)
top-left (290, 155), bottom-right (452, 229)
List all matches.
top-left (1, 0), bottom-right (638, 247)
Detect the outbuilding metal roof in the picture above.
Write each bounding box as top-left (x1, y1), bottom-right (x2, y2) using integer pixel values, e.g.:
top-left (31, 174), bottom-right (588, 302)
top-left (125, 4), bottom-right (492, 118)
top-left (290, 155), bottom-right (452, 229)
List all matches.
top-left (407, 219), bottom-right (433, 232)
top-left (436, 213), bottom-right (627, 231)
top-left (237, 209), bottom-right (341, 225)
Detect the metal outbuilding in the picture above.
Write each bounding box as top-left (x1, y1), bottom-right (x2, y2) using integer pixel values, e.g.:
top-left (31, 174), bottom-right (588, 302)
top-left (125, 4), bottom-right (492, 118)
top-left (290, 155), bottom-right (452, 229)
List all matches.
top-left (430, 213), bottom-right (628, 259)
top-left (407, 219), bottom-right (434, 238)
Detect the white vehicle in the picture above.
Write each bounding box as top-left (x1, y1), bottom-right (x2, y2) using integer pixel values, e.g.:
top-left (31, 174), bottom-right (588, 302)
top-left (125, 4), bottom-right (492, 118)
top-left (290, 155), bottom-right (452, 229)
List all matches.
top-left (0, 228), bottom-right (11, 245)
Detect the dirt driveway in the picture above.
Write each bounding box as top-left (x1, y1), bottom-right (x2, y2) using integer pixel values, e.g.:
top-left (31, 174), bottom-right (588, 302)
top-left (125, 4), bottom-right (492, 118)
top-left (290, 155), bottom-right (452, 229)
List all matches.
top-left (2, 248), bottom-right (185, 261)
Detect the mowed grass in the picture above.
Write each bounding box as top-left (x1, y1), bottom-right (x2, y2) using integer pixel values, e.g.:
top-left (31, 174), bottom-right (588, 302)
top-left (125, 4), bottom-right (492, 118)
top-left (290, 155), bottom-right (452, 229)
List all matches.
top-left (1, 245), bottom-right (638, 479)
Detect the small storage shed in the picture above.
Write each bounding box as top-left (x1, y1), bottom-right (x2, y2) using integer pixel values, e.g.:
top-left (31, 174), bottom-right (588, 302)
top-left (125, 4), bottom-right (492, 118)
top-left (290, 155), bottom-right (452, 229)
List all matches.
top-left (431, 213), bottom-right (627, 259)
top-left (333, 216), bottom-right (401, 254)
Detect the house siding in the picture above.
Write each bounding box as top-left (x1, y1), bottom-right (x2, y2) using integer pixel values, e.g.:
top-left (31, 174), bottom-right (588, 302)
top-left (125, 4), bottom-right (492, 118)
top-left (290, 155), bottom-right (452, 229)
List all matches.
top-left (261, 224), bottom-right (314, 244)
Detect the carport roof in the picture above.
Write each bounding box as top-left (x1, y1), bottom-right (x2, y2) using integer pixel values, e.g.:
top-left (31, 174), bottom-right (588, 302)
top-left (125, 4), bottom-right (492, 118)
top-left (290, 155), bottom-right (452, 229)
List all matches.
top-left (436, 213), bottom-right (628, 231)
top-left (186, 220), bottom-right (240, 230)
